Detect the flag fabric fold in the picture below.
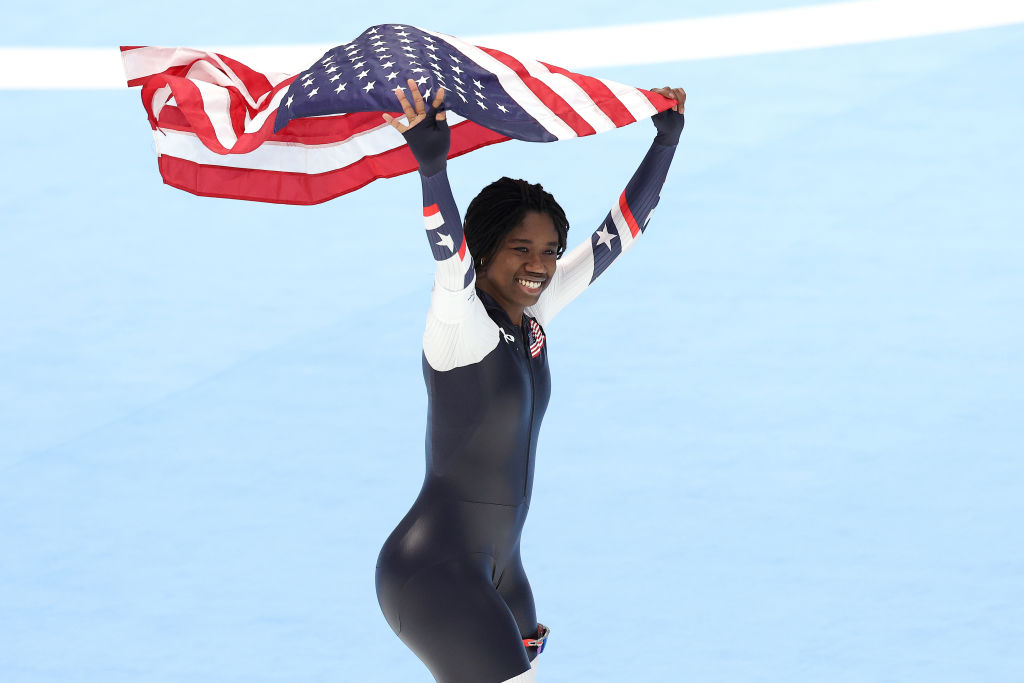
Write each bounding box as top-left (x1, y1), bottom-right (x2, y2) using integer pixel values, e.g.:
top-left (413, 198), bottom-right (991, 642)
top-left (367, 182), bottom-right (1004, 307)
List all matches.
top-left (122, 25), bottom-right (676, 205)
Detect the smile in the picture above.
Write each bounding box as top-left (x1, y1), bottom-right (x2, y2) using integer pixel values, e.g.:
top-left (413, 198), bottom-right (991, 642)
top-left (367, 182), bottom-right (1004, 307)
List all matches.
top-left (516, 278), bottom-right (543, 291)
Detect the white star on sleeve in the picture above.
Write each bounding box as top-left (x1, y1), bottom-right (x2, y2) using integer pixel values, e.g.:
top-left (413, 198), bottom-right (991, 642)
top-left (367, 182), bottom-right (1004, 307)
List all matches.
top-left (594, 225), bottom-right (618, 250)
top-left (436, 232), bottom-right (455, 251)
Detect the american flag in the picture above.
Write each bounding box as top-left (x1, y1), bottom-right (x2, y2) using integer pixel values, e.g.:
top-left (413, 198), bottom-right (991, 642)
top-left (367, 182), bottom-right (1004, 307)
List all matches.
top-left (122, 25), bottom-right (676, 205)
top-left (528, 319), bottom-right (546, 358)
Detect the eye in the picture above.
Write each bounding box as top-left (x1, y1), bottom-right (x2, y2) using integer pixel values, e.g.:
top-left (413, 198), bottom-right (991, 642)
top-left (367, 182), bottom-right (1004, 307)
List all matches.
top-left (514, 246), bottom-right (529, 253)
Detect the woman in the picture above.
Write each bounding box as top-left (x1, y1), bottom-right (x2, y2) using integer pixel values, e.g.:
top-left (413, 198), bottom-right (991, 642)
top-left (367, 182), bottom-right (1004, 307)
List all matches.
top-left (375, 80), bottom-right (686, 683)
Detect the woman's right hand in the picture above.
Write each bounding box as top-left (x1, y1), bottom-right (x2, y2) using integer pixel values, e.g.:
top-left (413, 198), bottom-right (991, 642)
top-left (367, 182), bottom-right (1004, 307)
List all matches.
top-left (383, 79), bottom-right (449, 175)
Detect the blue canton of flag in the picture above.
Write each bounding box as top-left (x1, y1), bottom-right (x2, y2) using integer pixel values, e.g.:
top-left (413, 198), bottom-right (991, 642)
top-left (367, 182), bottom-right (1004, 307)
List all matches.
top-left (274, 25), bottom-right (556, 141)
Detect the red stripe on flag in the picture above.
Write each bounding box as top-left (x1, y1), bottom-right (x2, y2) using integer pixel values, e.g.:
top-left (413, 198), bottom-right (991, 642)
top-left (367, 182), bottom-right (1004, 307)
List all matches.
top-left (538, 62), bottom-right (636, 128)
top-left (618, 191), bottom-right (640, 237)
top-left (645, 90), bottom-right (678, 113)
top-left (424, 203), bottom-right (441, 217)
top-left (151, 97), bottom-right (397, 150)
top-left (477, 47), bottom-right (596, 138)
top-left (147, 76), bottom-right (232, 154)
top-left (458, 235), bottom-right (467, 261)
top-left (216, 53), bottom-right (275, 102)
top-left (155, 120), bottom-right (509, 205)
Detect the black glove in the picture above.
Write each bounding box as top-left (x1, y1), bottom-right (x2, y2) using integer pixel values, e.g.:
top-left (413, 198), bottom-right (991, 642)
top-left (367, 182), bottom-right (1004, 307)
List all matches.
top-left (652, 109), bottom-right (685, 147)
top-left (402, 104), bottom-right (451, 176)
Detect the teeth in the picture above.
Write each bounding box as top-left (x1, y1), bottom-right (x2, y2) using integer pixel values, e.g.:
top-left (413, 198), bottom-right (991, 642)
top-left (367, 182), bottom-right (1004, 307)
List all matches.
top-left (517, 279), bottom-right (542, 290)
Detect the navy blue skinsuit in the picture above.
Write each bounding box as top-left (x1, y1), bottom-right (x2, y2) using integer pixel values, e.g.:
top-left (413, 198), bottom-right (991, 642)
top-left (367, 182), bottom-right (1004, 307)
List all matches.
top-left (375, 106), bottom-right (682, 683)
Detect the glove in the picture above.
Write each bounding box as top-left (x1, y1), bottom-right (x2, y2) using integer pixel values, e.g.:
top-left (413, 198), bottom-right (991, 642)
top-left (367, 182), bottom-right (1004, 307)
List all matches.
top-left (652, 108), bottom-right (684, 146)
top-left (402, 104), bottom-right (451, 176)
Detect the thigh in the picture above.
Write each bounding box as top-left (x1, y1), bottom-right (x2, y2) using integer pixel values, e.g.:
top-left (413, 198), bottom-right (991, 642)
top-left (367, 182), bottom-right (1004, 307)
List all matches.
top-left (397, 557), bottom-right (532, 683)
top-left (495, 552), bottom-right (538, 641)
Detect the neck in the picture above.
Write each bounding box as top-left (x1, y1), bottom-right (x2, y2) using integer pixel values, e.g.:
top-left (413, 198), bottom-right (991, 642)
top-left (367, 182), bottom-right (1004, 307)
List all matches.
top-left (477, 282), bottom-right (524, 324)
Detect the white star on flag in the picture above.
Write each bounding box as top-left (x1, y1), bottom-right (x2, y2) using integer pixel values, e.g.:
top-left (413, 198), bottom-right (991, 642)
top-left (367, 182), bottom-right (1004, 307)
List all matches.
top-left (121, 24), bottom-right (676, 205)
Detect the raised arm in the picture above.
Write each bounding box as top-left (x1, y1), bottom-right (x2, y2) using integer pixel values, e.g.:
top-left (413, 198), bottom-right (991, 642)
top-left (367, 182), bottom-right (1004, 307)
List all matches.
top-left (383, 81), bottom-right (497, 371)
top-left (527, 87), bottom-right (686, 326)
top-left (385, 81), bottom-right (475, 296)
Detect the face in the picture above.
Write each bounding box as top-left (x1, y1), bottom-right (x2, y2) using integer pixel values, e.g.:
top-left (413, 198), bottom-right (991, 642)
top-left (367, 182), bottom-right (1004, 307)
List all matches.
top-left (477, 211), bottom-right (559, 322)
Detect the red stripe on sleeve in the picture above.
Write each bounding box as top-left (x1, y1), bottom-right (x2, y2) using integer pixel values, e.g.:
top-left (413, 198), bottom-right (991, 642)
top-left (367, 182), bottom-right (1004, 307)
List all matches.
top-left (424, 203), bottom-right (441, 217)
top-left (618, 191), bottom-right (640, 237)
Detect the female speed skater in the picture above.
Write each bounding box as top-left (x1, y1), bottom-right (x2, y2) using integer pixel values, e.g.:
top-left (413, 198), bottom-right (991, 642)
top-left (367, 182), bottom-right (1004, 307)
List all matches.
top-left (375, 79), bottom-right (686, 683)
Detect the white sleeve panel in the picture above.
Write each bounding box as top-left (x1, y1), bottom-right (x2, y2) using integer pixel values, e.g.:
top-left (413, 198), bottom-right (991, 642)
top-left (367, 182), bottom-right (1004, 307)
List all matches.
top-left (423, 283), bottom-right (500, 372)
top-left (525, 237), bottom-right (595, 327)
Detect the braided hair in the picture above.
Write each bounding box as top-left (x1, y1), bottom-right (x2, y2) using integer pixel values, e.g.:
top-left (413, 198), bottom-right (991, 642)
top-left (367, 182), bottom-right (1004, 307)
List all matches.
top-left (463, 177), bottom-right (569, 272)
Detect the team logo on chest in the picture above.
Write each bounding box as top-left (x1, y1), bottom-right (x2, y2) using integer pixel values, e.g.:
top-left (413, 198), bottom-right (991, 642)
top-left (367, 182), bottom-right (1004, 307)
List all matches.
top-left (527, 319), bottom-right (546, 358)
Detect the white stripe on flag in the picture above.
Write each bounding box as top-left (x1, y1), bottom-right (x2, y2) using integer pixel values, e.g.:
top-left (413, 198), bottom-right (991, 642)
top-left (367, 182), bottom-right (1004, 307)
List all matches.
top-left (515, 58), bottom-right (617, 134)
top-left (154, 124), bottom-right (402, 173)
top-left (419, 27), bottom-right (578, 142)
top-left (152, 110), bottom-right (470, 172)
top-left (596, 78), bottom-right (658, 122)
top-left (243, 86), bottom-right (289, 134)
top-left (191, 78), bottom-right (239, 151)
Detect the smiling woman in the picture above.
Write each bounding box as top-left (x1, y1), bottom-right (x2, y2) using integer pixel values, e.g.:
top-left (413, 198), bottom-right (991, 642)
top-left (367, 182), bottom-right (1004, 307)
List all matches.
top-left (467, 180), bottom-right (567, 322)
top-left (373, 79), bottom-right (684, 683)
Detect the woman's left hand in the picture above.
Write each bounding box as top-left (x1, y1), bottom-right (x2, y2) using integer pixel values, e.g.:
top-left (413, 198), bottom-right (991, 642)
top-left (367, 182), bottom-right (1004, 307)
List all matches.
top-left (651, 86), bottom-right (686, 113)
top-left (650, 86), bottom-right (686, 144)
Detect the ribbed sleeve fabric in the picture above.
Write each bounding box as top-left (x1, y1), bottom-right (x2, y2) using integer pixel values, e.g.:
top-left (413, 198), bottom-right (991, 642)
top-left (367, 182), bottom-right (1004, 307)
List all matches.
top-left (526, 139), bottom-right (677, 326)
top-left (420, 168), bottom-right (499, 372)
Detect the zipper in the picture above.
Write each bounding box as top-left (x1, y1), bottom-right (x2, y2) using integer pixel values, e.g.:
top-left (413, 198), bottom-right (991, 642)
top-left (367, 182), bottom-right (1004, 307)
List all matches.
top-left (521, 318), bottom-right (536, 500)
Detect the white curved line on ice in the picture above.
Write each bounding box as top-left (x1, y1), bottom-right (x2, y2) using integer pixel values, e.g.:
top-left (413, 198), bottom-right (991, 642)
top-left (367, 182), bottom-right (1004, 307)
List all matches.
top-left (1, 0), bottom-right (1022, 89)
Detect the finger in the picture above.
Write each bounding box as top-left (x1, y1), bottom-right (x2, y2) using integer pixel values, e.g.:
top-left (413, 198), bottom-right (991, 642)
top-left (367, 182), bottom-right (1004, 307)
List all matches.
top-left (430, 87), bottom-right (445, 111)
top-left (393, 87), bottom-right (416, 119)
top-left (652, 86), bottom-right (676, 111)
top-left (381, 112), bottom-right (407, 133)
top-left (407, 78), bottom-right (426, 116)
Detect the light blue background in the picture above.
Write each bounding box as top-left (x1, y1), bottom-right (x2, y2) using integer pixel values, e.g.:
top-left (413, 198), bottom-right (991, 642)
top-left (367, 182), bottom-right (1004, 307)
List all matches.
top-left (2, 2), bottom-right (1023, 681)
